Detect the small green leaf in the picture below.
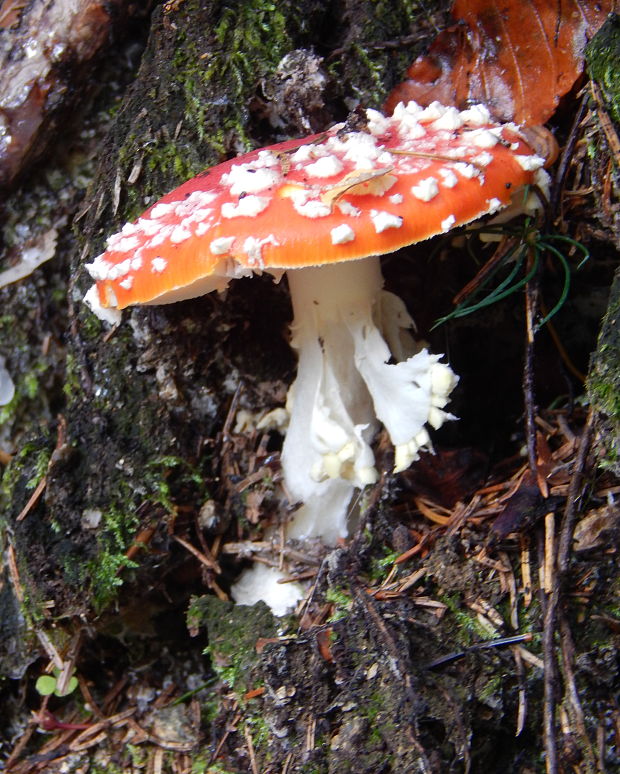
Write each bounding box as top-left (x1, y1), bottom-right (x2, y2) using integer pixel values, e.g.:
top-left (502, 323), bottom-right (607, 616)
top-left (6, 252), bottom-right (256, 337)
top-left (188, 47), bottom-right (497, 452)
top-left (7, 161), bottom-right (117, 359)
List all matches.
top-left (36, 675), bottom-right (57, 696)
top-left (54, 675), bottom-right (78, 697)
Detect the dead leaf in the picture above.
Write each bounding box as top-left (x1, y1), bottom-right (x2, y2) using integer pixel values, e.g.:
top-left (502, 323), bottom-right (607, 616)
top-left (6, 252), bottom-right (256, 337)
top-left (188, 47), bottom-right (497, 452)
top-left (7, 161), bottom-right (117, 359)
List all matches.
top-left (0, 0), bottom-right (25, 28)
top-left (490, 470), bottom-right (549, 539)
top-left (573, 505), bottom-right (618, 551)
top-left (385, 0), bottom-right (613, 125)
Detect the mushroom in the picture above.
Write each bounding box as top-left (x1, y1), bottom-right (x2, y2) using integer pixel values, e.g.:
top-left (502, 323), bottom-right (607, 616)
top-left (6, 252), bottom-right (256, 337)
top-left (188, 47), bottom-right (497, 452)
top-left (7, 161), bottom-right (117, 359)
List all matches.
top-left (84, 100), bottom-right (549, 544)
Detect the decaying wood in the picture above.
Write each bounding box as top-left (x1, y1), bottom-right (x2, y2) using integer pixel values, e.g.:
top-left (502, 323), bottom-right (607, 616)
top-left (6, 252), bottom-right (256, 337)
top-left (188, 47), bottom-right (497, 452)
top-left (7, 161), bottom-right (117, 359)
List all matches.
top-left (0, 0), bottom-right (130, 189)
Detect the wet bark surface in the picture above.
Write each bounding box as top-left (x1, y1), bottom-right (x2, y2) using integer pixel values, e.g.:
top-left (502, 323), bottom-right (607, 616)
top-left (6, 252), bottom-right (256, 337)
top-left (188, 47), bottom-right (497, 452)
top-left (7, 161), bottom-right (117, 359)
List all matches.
top-left (0, 2), bottom-right (618, 772)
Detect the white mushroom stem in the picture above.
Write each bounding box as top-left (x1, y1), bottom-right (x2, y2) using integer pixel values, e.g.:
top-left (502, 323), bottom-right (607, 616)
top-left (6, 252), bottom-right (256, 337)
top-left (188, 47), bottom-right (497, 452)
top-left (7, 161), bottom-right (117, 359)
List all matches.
top-left (281, 257), bottom-right (458, 542)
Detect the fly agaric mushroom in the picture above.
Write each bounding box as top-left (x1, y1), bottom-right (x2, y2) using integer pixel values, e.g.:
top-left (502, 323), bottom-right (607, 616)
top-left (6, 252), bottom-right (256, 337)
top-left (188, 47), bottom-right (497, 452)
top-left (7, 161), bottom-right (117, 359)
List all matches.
top-left (84, 100), bottom-right (549, 543)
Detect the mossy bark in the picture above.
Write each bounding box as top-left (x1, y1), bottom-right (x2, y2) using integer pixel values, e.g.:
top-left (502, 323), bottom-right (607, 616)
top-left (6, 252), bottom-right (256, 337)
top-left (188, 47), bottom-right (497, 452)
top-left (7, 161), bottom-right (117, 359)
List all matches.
top-left (586, 15), bottom-right (620, 474)
top-left (588, 266), bottom-right (620, 474)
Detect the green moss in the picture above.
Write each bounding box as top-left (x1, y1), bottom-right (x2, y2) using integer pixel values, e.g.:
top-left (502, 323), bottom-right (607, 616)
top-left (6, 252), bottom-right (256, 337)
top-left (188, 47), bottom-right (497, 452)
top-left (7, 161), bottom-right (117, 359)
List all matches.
top-left (326, 0), bottom-right (434, 109)
top-left (60, 503), bottom-right (140, 612)
top-left (143, 140), bottom-right (202, 185)
top-left (341, 43), bottom-right (387, 103)
top-left (245, 712), bottom-right (272, 753)
top-left (441, 593), bottom-right (499, 646)
top-left (0, 360), bottom-right (49, 426)
top-left (326, 586), bottom-right (353, 622)
top-left (144, 455), bottom-right (205, 511)
top-left (108, 0), bottom-right (298, 218)
top-left (586, 14), bottom-right (620, 125)
top-left (188, 595), bottom-right (278, 697)
top-left (62, 352), bottom-right (81, 399)
top-left (202, 763), bottom-right (236, 774)
top-left (77, 310), bottom-right (105, 342)
top-left (0, 440), bottom-right (50, 516)
top-left (588, 267), bottom-right (620, 472)
top-left (126, 744), bottom-right (147, 767)
top-left (477, 673), bottom-right (504, 705)
top-left (366, 547), bottom-right (400, 583)
top-left (173, 0), bottom-right (291, 158)
top-left (89, 763), bottom-right (125, 774)
top-left (5, 407), bottom-right (154, 615)
top-left (206, 1), bottom-right (290, 102)
top-left (25, 448), bottom-right (51, 490)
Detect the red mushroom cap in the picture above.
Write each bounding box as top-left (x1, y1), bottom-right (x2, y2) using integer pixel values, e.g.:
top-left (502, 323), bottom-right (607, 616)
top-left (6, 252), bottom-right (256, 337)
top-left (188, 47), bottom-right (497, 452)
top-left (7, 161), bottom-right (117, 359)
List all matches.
top-left (86, 101), bottom-right (546, 311)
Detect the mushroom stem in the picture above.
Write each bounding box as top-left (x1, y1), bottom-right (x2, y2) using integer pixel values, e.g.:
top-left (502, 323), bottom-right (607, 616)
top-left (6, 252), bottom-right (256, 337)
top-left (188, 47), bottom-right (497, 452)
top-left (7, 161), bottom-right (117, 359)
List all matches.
top-left (282, 258), bottom-right (458, 542)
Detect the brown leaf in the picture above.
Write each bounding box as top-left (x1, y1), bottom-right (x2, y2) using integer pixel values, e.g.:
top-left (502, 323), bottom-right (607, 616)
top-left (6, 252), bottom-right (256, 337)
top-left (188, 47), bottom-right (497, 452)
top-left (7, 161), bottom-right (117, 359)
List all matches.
top-left (573, 505), bottom-right (618, 552)
top-left (400, 447), bottom-right (489, 508)
top-left (385, 0), bottom-right (612, 125)
top-left (490, 470), bottom-right (548, 539)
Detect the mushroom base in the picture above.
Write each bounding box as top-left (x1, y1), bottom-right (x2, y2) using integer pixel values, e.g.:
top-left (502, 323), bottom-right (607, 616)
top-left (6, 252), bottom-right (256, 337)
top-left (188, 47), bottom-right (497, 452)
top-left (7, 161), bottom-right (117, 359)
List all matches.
top-left (282, 257), bottom-right (458, 543)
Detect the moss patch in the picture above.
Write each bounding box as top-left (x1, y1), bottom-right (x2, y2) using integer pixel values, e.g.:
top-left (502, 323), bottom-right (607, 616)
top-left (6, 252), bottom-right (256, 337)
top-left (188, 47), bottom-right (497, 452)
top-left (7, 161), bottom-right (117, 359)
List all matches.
top-left (588, 267), bottom-right (620, 473)
top-left (586, 13), bottom-right (620, 125)
top-left (188, 595), bottom-right (277, 698)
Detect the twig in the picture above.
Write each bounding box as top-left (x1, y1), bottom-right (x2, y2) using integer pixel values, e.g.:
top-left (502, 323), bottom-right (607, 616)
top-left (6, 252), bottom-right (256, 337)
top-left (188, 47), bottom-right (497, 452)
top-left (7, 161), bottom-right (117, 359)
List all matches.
top-left (452, 235), bottom-right (518, 306)
top-left (16, 415), bottom-right (67, 522)
top-left (16, 476), bottom-right (48, 523)
top-left (557, 410), bottom-right (594, 574)
top-left (550, 92), bottom-right (589, 220)
top-left (520, 534), bottom-right (533, 607)
top-left (523, 247), bottom-right (543, 494)
top-left (425, 633), bottom-right (535, 669)
top-left (244, 724), bottom-right (259, 774)
top-left (590, 81), bottom-right (620, 165)
top-left (541, 410), bottom-right (594, 774)
top-left (173, 534), bottom-right (221, 573)
top-left (543, 512), bottom-right (555, 594)
top-left (210, 709), bottom-right (242, 765)
top-left (542, 591), bottom-right (559, 774)
top-left (281, 751), bottom-right (295, 774)
top-left (4, 723), bottom-right (36, 771)
top-left (6, 542), bottom-right (24, 603)
top-left (513, 646), bottom-right (527, 737)
top-left (559, 615), bottom-right (597, 771)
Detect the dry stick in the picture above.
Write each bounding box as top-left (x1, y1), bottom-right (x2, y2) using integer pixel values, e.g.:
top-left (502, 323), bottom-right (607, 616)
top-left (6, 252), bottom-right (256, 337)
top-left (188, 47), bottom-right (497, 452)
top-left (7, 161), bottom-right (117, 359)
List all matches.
top-left (554, 415), bottom-right (596, 769)
top-left (452, 235), bottom-right (517, 306)
top-left (523, 247), bottom-right (541, 491)
top-left (513, 646), bottom-right (527, 737)
top-left (559, 614), bottom-right (597, 772)
top-left (16, 415), bottom-right (67, 522)
top-left (173, 534), bottom-right (221, 573)
top-left (243, 724), bottom-right (259, 774)
top-left (590, 81), bottom-right (620, 166)
top-left (523, 244), bottom-right (561, 771)
top-left (4, 724), bottom-right (37, 771)
top-left (557, 410), bottom-right (594, 574)
top-left (281, 751), bottom-right (295, 774)
top-left (541, 555), bottom-right (559, 774)
top-left (210, 709), bottom-right (242, 765)
top-left (542, 410), bottom-right (594, 774)
top-left (550, 92), bottom-right (589, 220)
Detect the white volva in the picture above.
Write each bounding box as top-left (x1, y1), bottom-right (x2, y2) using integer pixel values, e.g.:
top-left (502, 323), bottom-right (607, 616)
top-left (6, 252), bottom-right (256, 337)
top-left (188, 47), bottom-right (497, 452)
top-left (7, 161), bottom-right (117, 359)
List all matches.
top-left (282, 258), bottom-right (458, 543)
